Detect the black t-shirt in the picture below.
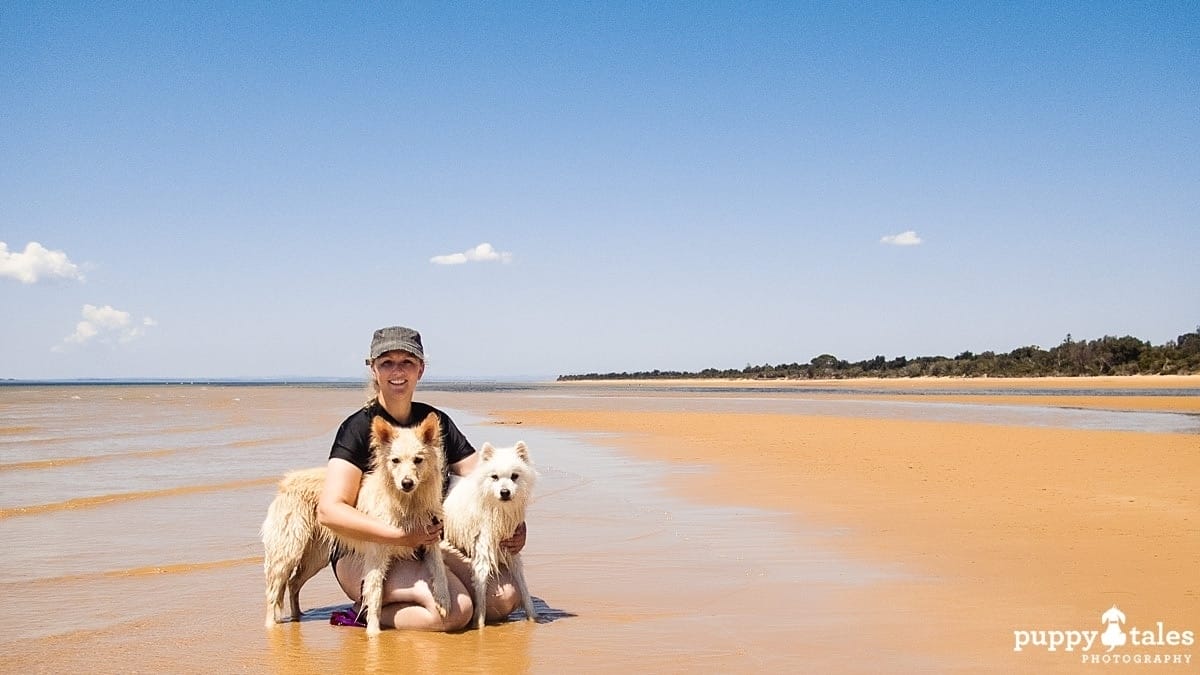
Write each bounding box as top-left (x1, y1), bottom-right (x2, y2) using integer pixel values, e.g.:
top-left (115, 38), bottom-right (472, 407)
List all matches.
top-left (329, 400), bottom-right (475, 478)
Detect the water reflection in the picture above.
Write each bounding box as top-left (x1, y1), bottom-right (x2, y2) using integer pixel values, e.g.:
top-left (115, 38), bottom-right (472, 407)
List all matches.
top-left (263, 608), bottom-right (537, 674)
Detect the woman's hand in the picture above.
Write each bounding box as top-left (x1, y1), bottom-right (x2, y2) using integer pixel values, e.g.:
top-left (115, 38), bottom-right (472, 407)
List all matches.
top-left (500, 521), bottom-right (527, 554)
top-left (397, 517), bottom-right (443, 548)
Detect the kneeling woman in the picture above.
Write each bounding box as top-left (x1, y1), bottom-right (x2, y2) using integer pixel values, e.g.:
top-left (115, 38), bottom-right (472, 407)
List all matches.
top-left (317, 326), bottom-right (528, 630)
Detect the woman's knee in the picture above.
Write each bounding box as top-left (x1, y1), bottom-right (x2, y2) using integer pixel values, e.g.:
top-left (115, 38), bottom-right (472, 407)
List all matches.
top-left (485, 580), bottom-right (520, 621)
top-left (440, 570), bottom-right (474, 630)
top-left (411, 592), bottom-right (472, 632)
top-left (389, 579), bottom-right (473, 631)
top-left (443, 591), bottom-right (473, 631)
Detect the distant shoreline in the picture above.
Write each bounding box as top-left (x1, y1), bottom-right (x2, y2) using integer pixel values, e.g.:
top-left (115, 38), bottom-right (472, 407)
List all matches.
top-left (554, 374), bottom-right (1200, 390)
top-left (548, 375), bottom-right (1200, 413)
top-left (0, 377), bottom-right (535, 388)
top-left (558, 329), bottom-right (1200, 381)
top-left (4, 373), bottom-right (1200, 391)
top-left (0, 378), bottom-right (364, 387)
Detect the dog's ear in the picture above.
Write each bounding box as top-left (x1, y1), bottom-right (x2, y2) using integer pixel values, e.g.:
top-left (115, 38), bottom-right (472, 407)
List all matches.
top-left (418, 411), bottom-right (442, 447)
top-left (371, 416), bottom-right (394, 447)
top-left (515, 441), bottom-right (530, 462)
top-left (480, 442), bottom-right (494, 462)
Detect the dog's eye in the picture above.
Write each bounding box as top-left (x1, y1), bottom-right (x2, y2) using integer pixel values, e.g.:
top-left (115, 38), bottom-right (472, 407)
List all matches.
top-left (413, 456), bottom-right (423, 465)
top-left (490, 474), bottom-right (499, 480)
top-left (511, 473), bottom-right (519, 481)
top-left (390, 457), bottom-right (400, 464)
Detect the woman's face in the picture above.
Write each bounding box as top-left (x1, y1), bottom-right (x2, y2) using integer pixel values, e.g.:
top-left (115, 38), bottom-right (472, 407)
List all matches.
top-left (372, 350), bottom-right (424, 399)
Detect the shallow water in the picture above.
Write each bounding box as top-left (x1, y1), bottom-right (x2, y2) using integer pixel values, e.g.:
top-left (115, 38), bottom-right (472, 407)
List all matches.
top-left (0, 385), bottom-right (912, 672)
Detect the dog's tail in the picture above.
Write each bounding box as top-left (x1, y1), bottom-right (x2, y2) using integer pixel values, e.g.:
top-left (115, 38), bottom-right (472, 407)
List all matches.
top-left (261, 467), bottom-right (326, 625)
top-left (261, 468), bottom-right (325, 555)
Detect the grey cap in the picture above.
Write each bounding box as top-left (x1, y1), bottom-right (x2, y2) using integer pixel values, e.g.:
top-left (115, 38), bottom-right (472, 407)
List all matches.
top-left (366, 326), bottom-right (424, 364)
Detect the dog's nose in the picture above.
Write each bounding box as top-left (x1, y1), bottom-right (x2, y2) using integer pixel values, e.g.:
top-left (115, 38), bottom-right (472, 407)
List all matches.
top-left (499, 488), bottom-right (511, 501)
top-left (401, 478), bottom-right (414, 491)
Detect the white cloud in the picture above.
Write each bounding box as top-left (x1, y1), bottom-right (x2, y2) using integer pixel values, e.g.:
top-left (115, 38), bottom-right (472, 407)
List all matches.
top-left (120, 316), bottom-right (158, 343)
top-left (430, 242), bottom-right (513, 265)
top-left (880, 230), bottom-right (922, 246)
top-left (54, 304), bottom-right (157, 351)
top-left (0, 241), bottom-right (85, 283)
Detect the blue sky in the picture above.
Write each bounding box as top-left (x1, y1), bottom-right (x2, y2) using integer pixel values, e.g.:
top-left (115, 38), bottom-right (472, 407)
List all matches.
top-left (2, 2), bottom-right (1197, 380)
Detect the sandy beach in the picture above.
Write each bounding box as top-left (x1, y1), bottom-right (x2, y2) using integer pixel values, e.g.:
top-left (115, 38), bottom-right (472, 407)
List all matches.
top-left (558, 375), bottom-right (1200, 413)
top-left (1, 378), bottom-right (1196, 673)
top-left (485, 411), bottom-right (1197, 669)
top-left (460, 377), bottom-right (1200, 671)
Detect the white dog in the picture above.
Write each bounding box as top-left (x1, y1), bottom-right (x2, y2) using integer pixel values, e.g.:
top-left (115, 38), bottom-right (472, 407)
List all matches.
top-left (442, 440), bottom-right (538, 629)
top-left (262, 412), bottom-right (450, 637)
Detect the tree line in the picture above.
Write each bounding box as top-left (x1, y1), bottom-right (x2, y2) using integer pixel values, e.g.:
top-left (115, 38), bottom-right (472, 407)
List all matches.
top-left (558, 327), bottom-right (1200, 381)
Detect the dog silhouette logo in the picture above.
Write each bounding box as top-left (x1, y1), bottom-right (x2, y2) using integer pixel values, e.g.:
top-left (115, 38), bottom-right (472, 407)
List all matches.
top-left (1101, 605), bottom-right (1127, 652)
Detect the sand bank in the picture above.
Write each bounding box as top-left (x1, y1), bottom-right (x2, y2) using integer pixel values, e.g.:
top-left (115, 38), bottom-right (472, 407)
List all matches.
top-left (554, 375), bottom-right (1200, 414)
top-left (559, 375), bottom-right (1200, 390)
top-left (488, 403), bottom-right (1199, 671)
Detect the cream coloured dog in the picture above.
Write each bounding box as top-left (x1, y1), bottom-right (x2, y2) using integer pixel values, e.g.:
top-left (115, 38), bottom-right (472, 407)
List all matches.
top-left (441, 440), bottom-right (538, 629)
top-left (261, 412), bottom-right (450, 637)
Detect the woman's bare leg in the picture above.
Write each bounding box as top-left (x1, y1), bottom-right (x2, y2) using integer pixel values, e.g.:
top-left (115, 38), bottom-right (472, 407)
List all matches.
top-left (442, 547), bottom-right (523, 623)
top-left (334, 554), bottom-right (472, 631)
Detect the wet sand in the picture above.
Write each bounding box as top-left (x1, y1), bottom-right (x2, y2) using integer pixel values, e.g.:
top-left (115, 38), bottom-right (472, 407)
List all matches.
top-left (462, 377), bottom-right (1200, 671)
top-left (1, 380), bottom-right (1196, 673)
top-left (559, 375), bottom-right (1200, 413)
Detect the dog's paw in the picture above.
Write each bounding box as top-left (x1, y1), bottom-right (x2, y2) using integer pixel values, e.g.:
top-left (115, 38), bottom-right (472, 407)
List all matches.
top-left (432, 583), bottom-right (451, 620)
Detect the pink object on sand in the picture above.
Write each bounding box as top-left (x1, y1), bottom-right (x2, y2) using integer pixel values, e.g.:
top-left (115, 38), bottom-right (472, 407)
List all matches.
top-left (329, 607), bottom-right (366, 627)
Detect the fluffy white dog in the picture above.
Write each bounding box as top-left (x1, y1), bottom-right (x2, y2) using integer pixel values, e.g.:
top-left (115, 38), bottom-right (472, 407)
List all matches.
top-left (442, 441), bottom-right (538, 629)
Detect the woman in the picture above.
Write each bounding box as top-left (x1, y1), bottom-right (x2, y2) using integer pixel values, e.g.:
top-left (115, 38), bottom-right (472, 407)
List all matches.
top-left (317, 326), bottom-right (528, 631)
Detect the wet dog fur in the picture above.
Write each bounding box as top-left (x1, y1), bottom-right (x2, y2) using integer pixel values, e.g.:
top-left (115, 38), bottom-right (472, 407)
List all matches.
top-left (441, 440), bottom-right (538, 629)
top-left (261, 412), bottom-right (450, 636)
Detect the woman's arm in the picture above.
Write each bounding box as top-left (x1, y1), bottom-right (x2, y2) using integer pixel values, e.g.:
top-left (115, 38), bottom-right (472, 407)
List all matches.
top-left (316, 458), bottom-right (440, 548)
top-left (450, 452), bottom-right (478, 477)
top-left (500, 521), bottom-right (527, 554)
